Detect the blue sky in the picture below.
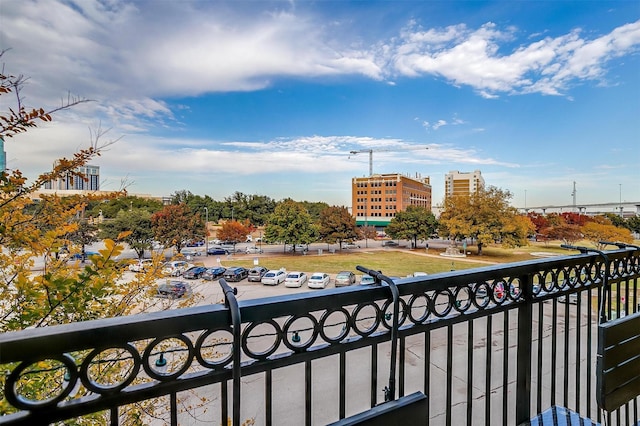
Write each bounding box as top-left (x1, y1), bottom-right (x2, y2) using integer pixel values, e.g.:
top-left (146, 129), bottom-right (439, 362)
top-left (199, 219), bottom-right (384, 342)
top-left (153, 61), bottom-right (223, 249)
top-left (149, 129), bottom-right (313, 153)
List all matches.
top-left (1, 0), bottom-right (639, 210)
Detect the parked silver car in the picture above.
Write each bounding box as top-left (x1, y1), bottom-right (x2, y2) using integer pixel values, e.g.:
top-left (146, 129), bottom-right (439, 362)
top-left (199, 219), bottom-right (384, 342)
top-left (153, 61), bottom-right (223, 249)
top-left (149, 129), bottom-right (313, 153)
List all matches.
top-left (335, 271), bottom-right (356, 287)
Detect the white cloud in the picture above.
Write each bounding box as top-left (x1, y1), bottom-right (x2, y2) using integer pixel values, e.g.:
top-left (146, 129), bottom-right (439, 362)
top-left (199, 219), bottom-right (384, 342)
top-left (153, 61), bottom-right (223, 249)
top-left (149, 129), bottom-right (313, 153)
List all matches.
top-left (432, 120), bottom-right (447, 130)
top-left (390, 20), bottom-right (640, 97)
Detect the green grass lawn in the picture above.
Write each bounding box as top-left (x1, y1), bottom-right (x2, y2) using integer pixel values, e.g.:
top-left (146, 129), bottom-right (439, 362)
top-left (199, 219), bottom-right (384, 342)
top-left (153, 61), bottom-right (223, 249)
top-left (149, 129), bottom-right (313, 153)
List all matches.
top-left (220, 250), bottom-right (488, 278)
top-left (204, 239), bottom-right (640, 278)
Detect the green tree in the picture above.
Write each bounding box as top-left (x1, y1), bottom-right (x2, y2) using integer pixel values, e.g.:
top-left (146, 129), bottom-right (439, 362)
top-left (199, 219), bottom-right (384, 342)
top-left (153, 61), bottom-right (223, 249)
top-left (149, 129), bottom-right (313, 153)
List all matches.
top-left (318, 206), bottom-right (359, 248)
top-left (625, 215), bottom-right (640, 235)
top-left (439, 187), bottom-right (534, 255)
top-left (264, 199), bottom-right (317, 252)
top-left (100, 208), bottom-right (155, 259)
top-left (151, 204), bottom-right (203, 253)
top-left (300, 200), bottom-right (330, 221)
top-left (89, 195), bottom-right (163, 219)
top-left (385, 205), bottom-right (438, 248)
top-left (603, 212), bottom-right (626, 228)
top-left (66, 217), bottom-right (99, 262)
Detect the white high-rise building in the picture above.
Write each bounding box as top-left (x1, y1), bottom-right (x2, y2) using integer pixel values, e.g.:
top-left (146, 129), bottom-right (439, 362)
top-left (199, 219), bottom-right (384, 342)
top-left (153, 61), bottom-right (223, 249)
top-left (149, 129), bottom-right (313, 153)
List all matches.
top-left (43, 163), bottom-right (100, 191)
top-left (445, 170), bottom-right (485, 198)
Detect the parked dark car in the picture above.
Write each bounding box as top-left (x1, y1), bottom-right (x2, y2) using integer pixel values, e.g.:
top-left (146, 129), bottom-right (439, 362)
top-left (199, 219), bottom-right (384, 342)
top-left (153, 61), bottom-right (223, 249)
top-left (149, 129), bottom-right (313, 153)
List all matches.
top-left (183, 266), bottom-right (208, 279)
top-left (222, 266), bottom-right (248, 282)
top-left (207, 247), bottom-right (229, 255)
top-left (247, 266), bottom-right (268, 282)
top-left (202, 266), bottom-right (226, 281)
top-left (382, 240), bottom-right (399, 247)
top-left (157, 281), bottom-right (190, 299)
top-left (68, 251), bottom-right (99, 262)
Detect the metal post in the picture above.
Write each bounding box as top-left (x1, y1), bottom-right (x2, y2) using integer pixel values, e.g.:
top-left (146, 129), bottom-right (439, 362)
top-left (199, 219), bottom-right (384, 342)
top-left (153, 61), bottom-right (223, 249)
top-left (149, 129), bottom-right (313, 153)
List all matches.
top-left (219, 278), bottom-right (241, 426)
top-left (204, 207), bottom-right (209, 256)
top-left (356, 266), bottom-right (399, 402)
top-left (365, 198), bottom-right (368, 249)
top-left (515, 274), bottom-right (533, 423)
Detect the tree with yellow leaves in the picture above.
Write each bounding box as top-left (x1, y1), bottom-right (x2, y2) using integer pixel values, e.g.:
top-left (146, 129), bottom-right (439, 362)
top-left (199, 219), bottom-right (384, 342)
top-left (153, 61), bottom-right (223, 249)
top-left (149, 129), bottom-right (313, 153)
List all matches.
top-left (0, 50), bottom-right (203, 424)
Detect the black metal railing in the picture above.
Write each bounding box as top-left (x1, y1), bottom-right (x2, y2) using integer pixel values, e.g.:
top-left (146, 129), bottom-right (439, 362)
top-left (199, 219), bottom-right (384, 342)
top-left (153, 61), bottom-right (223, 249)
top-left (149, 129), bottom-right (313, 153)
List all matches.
top-left (1, 246), bottom-right (639, 425)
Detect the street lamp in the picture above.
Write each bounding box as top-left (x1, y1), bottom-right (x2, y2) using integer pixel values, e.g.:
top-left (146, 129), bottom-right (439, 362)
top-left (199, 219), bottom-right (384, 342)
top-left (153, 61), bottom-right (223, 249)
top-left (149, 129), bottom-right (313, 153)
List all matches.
top-left (364, 197), bottom-right (368, 248)
top-left (204, 207), bottom-right (209, 256)
top-left (619, 184), bottom-right (623, 218)
top-left (231, 206), bottom-right (234, 221)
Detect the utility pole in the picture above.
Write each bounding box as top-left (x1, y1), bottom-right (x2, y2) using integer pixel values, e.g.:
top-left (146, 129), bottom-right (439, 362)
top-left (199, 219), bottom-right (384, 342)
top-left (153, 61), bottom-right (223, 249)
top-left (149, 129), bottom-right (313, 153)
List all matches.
top-left (204, 207), bottom-right (209, 256)
top-left (364, 197), bottom-right (368, 248)
top-left (619, 184), bottom-right (623, 217)
top-left (571, 181), bottom-right (577, 212)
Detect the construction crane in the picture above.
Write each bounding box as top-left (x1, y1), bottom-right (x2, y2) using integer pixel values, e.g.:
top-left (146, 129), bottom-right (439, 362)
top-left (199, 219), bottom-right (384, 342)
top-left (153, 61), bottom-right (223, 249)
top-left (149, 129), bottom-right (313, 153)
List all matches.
top-left (349, 146), bottom-right (429, 176)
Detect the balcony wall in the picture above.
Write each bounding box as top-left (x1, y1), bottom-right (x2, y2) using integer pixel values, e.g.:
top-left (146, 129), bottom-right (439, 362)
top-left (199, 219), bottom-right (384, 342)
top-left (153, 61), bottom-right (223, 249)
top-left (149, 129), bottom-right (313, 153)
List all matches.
top-left (1, 247), bottom-right (639, 425)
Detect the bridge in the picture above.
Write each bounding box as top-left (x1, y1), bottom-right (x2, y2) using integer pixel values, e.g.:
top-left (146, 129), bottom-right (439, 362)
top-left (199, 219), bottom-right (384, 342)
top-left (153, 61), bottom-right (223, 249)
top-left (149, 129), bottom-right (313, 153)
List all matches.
top-left (519, 201), bottom-right (640, 216)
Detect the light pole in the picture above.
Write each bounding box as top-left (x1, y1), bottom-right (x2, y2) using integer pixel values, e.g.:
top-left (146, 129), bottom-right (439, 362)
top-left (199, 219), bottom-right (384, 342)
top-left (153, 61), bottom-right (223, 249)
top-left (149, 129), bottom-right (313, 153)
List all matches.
top-left (364, 197), bottom-right (368, 248)
top-left (204, 207), bottom-right (209, 256)
top-left (231, 206), bottom-right (234, 221)
top-left (619, 184), bottom-right (623, 218)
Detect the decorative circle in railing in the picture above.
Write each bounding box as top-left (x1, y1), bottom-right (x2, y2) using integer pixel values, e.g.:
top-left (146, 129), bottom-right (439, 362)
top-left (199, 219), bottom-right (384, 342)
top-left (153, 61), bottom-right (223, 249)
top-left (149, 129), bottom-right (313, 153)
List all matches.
top-left (538, 271), bottom-right (554, 293)
top-left (431, 290), bottom-right (454, 318)
top-left (456, 286), bottom-right (474, 312)
top-left (81, 343), bottom-right (141, 394)
top-left (490, 280), bottom-right (508, 304)
top-left (472, 284), bottom-right (491, 309)
top-left (381, 298), bottom-right (408, 329)
top-left (566, 265), bottom-right (582, 288)
top-left (282, 314), bottom-right (318, 351)
top-left (556, 269), bottom-right (569, 290)
top-left (577, 264), bottom-right (591, 285)
top-left (407, 294), bottom-right (430, 324)
top-left (5, 353), bottom-right (78, 409)
top-left (241, 319), bottom-right (282, 360)
top-left (319, 307), bottom-right (351, 343)
top-left (620, 256), bottom-right (633, 275)
top-left (631, 255), bottom-right (640, 274)
top-left (507, 278), bottom-right (522, 300)
top-left (195, 328), bottom-right (235, 369)
top-left (531, 278), bottom-right (542, 296)
top-left (470, 282), bottom-right (490, 307)
top-left (142, 335), bottom-right (194, 381)
top-left (611, 258), bottom-right (626, 279)
top-left (351, 302), bottom-right (381, 337)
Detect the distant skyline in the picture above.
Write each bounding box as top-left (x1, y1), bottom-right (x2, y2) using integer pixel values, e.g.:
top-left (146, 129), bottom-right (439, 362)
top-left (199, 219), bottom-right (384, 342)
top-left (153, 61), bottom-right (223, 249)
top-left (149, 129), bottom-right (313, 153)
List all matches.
top-left (1, 0), bottom-right (639, 209)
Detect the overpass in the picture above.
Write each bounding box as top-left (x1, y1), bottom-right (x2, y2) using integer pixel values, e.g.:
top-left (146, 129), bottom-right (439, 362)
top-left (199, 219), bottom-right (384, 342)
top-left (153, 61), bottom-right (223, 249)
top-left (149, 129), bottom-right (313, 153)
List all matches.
top-left (519, 201), bottom-right (640, 216)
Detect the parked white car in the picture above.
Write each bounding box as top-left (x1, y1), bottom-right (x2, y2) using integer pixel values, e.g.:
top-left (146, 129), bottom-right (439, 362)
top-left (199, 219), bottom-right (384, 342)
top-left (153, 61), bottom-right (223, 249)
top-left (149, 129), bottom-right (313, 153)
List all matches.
top-left (180, 247), bottom-right (202, 257)
top-left (308, 272), bottom-right (330, 289)
top-left (359, 274), bottom-right (376, 285)
top-left (129, 259), bottom-right (154, 273)
top-left (261, 269), bottom-right (287, 286)
top-left (162, 261), bottom-right (193, 277)
top-left (245, 246), bottom-right (263, 254)
top-left (285, 271), bottom-right (308, 288)
top-left (341, 242), bottom-right (361, 249)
